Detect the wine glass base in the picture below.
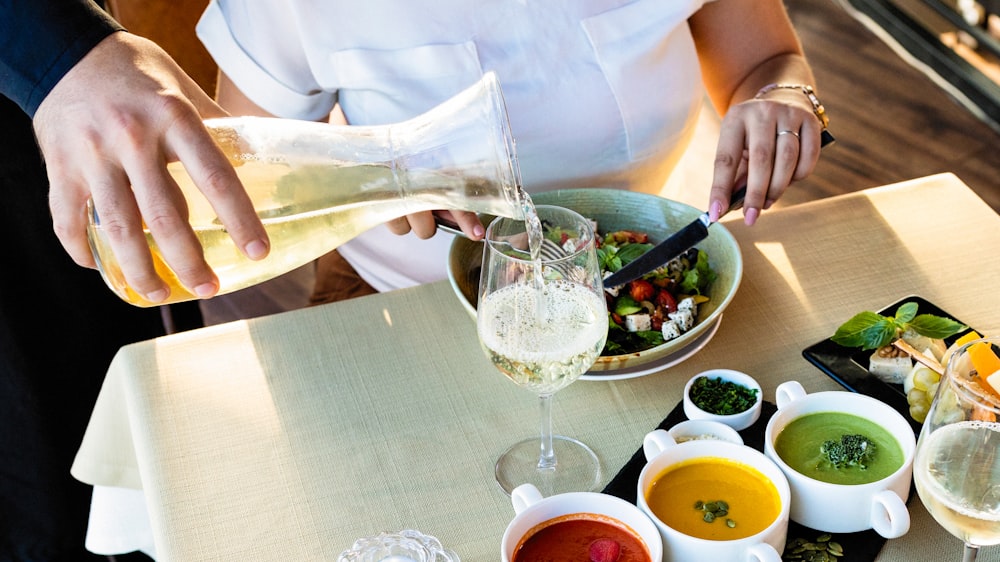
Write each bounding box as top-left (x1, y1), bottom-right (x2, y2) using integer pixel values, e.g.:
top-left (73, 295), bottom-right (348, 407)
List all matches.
top-left (494, 435), bottom-right (601, 496)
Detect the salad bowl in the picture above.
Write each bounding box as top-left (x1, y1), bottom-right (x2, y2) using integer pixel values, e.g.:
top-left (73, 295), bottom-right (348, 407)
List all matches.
top-left (447, 188), bottom-right (743, 373)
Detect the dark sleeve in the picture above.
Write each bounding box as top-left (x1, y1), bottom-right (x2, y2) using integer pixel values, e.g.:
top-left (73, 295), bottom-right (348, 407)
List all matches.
top-left (0, 0), bottom-right (124, 118)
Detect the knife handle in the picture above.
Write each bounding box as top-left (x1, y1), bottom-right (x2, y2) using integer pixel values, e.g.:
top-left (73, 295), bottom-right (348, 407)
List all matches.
top-left (726, 186), bottom-right (747, 214)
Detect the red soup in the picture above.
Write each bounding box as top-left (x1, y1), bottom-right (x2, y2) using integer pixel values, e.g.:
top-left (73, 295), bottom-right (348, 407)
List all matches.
top-left (512, 513), bottom-right (651, 562)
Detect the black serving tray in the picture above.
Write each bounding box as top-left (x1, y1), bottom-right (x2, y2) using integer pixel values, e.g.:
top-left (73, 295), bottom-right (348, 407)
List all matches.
top-left (603, 400), bottom-right (890, 561)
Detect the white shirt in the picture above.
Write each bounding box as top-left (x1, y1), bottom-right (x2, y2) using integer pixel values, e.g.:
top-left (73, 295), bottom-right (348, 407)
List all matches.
top-left (197, 0), bottom-right (714, 292)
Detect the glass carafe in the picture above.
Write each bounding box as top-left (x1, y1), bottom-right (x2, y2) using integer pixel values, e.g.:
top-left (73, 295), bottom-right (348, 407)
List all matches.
top-left (87, 71), bottom-right (525, 307)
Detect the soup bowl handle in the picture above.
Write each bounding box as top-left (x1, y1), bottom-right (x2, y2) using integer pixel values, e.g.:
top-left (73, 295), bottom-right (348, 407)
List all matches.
top-left (747, 543), bottom-right (783, 562)
top-left (510, 483), bottom-right (544, 515)
top-left (775, 381), bottom-right (807, 409)
top-left (870, 489), bottom-right (911, 539)
top-left (643, 429), bottom-right (678, 461)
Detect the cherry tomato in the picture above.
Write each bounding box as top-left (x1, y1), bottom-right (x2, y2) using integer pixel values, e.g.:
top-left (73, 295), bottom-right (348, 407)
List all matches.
top-left (629, 279), bottom-right (654, 302)
top-left (655, 290), bottom-right (678, 313)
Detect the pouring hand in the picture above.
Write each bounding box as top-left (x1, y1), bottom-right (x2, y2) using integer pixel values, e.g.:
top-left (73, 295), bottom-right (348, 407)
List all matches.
top-left (33, 32), bottom-right (269, 303)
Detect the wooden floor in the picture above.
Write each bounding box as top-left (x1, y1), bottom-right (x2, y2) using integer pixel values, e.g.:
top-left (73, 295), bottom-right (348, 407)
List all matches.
top-left (781, 0), bottom-right (1000, 212)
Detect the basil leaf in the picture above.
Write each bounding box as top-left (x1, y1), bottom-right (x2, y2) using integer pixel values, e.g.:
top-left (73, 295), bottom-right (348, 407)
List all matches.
top-left (894, 302), bottom-right (918, 323)
top-left (597, 247), bottom-right (621, 272)
top-left (616, 243), bottom-right (652, 265)
top-left (831, 311), bottom-right (898, 349)
top-left (857, 318), bottom-right (899, 350)
top-left (831, 301), bottom-right (966, 351)
top-left (907, 314), bottom-right (968, 339)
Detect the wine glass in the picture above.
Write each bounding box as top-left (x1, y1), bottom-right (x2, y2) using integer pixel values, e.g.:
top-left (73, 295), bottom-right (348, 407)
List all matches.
top-left (914, 336), bottom-right (1000, 561)
top-left (477, 204), bottom-right (609, 496)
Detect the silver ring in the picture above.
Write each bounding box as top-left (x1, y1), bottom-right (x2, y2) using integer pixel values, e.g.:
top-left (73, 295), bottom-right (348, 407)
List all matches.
top-left (777, 130), bottom-right (800, 140)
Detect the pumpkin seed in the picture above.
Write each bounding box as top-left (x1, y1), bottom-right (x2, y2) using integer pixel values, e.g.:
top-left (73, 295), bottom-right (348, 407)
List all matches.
top-left (694, 498), bottom-right (735, 527)
top-left (782, 534), bottom-right (845, 562)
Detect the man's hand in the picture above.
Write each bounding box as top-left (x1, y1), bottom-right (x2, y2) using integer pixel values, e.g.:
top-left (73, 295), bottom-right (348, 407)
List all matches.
top-left (33, 32), bottom-right (269, 303)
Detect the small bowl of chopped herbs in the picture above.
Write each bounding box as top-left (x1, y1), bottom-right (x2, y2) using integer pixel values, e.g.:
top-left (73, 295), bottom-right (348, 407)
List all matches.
top-left (683, 369), bottom-right (762, 431)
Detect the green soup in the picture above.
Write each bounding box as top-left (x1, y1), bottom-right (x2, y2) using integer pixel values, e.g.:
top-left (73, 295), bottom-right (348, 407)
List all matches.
top-left (774, 412), bottom-right (904, 485)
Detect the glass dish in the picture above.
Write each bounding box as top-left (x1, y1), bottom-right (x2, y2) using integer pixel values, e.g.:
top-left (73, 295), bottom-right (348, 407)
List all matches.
top-left (337, 529), bottom-right (460, 562)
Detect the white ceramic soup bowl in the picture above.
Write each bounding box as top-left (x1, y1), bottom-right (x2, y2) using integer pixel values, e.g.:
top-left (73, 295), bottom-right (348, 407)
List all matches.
top-left (501, 483), bottom-right (663, 562)
top-left (763, 380), bottom-right (915, 538)
top-left (637, 429), bottom-right (790, 562)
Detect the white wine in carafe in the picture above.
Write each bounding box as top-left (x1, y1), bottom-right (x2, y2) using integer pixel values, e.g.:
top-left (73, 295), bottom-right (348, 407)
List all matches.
top-left (87, 72), bottom-right (527, 307)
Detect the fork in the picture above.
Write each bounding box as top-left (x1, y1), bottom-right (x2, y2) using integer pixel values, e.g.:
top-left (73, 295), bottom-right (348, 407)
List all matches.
top-left (435, 215), bottom-right (579, 279)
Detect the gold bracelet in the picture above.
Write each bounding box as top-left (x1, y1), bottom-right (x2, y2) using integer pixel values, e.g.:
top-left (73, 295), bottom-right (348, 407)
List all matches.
top-left (754, 83), bottom-right (829, 130)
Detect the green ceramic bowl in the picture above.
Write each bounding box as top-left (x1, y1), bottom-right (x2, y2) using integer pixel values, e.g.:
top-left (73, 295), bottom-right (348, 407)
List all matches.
top-left (448, 188), bottom-right (743, 373)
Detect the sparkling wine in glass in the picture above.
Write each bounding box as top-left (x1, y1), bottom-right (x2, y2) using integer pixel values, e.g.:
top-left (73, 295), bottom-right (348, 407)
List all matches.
top-left (477, 204), bottom-right (609, 496)
top-left (914, 336), bottom-right (1000, 562)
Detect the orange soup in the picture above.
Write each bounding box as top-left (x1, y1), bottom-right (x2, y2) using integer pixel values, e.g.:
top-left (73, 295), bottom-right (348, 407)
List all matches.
top-left (645, 457), bottom-right (781, 540)
top-left (512, 513), bottom-right (651, 562)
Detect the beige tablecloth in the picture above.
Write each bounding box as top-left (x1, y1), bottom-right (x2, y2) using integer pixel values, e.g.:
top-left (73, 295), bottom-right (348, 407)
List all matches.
top-left (73, 173), bottom-right (1000, 561)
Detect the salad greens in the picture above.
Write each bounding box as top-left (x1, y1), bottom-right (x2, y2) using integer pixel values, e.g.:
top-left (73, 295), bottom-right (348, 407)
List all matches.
top-left (598, 240), bottom-right (716, 297)
top-left (537, 222), bottom-right (719, 356)
top-left (598, 229), bottom-right (717, 356)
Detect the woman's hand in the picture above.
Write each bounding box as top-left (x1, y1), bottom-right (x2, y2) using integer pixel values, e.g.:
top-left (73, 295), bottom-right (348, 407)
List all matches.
top-left (690, 0), bottom-right (826, 225)
top-left (386, 210), bottom-right (486, 240)
top-left (708, 93), bottom-right (823, 224)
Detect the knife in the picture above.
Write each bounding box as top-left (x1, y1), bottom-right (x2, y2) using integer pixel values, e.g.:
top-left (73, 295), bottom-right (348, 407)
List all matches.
top-left (601, 186), bottom-right (747, 288)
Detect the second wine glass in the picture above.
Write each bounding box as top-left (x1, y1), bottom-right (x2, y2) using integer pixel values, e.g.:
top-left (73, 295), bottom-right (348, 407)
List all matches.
top-left (477, 204), bottom-right (609, 496)
top-left (914, 336), bottom-right (1000, 562)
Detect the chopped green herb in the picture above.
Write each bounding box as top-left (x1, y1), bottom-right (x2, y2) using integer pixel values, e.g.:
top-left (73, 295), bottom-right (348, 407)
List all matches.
top-left (689, 376), bottom-right (758, 416)
top-left (820, 434), bottom-right (877, 469)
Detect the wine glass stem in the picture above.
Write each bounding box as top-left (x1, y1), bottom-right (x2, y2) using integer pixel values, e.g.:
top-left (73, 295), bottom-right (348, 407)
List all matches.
top-left (963, 543), bottom-right (979, 562)
top-left (537, 393), bottom-right (556, 470)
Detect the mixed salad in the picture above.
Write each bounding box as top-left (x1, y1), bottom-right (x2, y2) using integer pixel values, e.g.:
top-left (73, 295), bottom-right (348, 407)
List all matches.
top-left (541, 224), bottom-right (718, 356)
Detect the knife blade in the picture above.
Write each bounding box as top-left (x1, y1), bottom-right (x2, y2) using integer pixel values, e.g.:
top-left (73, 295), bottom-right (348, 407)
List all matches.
top-left (601, 186), bottom-right (746, 288)
top-left (602, 130), bottom-right (835, 288)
